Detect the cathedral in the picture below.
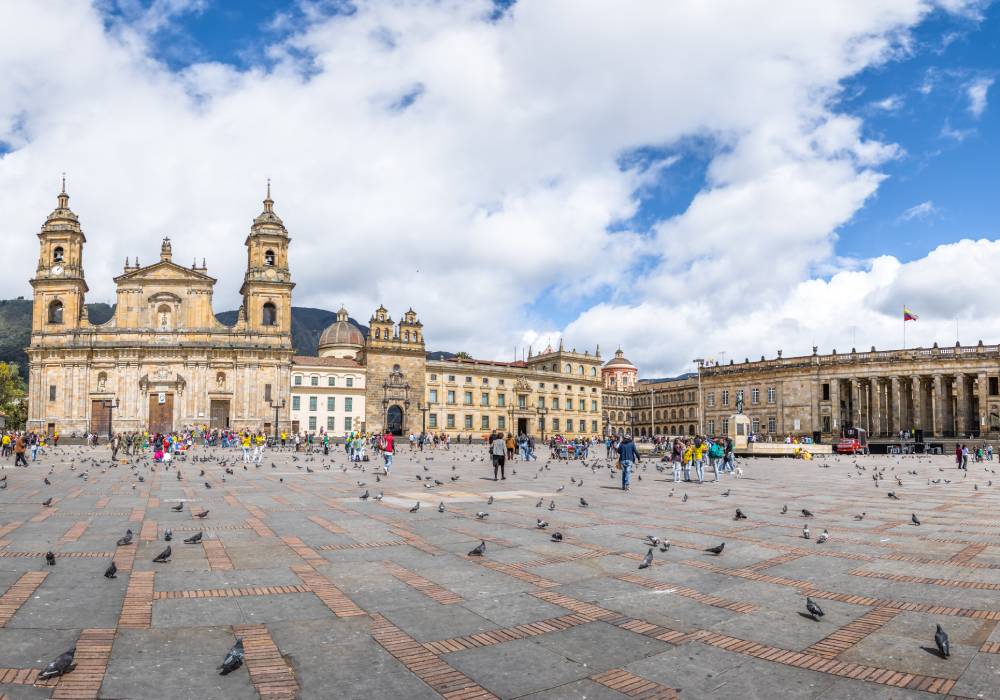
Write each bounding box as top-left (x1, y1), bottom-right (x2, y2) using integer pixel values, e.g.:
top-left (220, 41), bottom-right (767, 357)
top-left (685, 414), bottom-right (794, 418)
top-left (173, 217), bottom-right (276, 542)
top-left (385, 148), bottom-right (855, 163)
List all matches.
top-left (25, 182), bottom-right (294, 435)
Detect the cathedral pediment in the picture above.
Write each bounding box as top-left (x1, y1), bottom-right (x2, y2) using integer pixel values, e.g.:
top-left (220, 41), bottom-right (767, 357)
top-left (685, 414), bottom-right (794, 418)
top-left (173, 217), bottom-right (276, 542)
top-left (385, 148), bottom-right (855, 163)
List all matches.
top-left (114, 260), bottom-right (216, 285)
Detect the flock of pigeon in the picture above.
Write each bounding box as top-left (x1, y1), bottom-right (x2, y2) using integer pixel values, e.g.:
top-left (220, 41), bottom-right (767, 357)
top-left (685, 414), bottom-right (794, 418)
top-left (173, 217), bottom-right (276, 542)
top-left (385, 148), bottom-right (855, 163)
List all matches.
top-left (6, 444), bottom-right (980, 682)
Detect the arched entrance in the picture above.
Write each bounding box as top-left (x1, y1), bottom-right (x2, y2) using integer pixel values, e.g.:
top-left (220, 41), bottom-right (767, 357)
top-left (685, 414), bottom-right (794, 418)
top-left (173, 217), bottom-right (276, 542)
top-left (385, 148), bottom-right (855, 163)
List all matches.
top-left (387, 405), bottom-right (404, 436)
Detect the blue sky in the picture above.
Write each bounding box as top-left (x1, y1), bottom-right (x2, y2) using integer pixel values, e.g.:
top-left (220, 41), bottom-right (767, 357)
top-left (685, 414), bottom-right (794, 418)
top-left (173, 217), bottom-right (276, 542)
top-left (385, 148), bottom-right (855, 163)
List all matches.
top-left (3, 0), bottom-right (1000, 374)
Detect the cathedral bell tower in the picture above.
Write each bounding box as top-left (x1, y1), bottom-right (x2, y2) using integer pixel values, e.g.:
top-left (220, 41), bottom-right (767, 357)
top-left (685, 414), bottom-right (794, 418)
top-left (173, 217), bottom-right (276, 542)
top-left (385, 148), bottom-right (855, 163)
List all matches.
top-left (30, 177), bottom-right (89, 333)
top-left (239, 181), bottom-right (294, 337)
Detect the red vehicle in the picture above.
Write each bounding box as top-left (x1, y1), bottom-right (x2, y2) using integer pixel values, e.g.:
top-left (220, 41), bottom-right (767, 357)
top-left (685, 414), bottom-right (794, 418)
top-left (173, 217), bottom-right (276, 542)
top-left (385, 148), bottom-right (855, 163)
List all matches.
top-left (836, 427), bottom-right (868, 455)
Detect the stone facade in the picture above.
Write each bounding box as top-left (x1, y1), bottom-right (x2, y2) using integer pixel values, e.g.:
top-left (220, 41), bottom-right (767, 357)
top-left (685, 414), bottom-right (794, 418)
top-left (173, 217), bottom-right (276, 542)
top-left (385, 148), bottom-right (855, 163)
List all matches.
top-left (26, 183), bottom-right (294, 435)
top-left (699, 344), bottom-right (1000, 440)
top-left (361, 307), bottom-right (427, 436)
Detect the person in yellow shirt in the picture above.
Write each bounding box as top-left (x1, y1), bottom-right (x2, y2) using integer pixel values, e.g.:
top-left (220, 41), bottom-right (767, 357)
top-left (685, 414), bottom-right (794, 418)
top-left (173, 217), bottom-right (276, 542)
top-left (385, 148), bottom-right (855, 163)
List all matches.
top-left (692, 438), bottom-right (707, 483)
top-left (254, 432), bottom-right (265, 463)
top-left (682, 443), bottom-right (694, 482)
top-left (280, 431), bottom-right (287, 449)
top-left (241, 434), bottom-right (252, 463)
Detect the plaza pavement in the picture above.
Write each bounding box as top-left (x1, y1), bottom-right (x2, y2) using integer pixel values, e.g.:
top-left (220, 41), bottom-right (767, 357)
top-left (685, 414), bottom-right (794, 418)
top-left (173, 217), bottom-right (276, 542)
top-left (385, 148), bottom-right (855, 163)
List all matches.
top-left (1, 442), bottom-right (1000, 699)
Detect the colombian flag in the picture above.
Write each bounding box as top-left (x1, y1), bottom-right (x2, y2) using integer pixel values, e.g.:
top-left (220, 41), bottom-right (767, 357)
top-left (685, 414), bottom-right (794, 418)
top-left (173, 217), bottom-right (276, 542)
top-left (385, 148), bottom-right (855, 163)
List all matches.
top-left (903, 307), bottom-right (918, 321)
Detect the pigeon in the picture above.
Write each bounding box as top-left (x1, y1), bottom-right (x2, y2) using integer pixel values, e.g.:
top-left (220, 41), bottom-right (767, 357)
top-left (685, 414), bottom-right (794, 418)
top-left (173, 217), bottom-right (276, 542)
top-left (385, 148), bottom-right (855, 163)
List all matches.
top-left (639, 548), bottom-right (654, 569)
top-left (721, 489), bottom-right (731, 497)
top-left (803, 525), bottom-right (810, 539)
top-left (194, 510), bottom-right (209, 518)
top-left (801, 509), bottom-right (813, 517)
top-left (468, 540), bottom-right (486, 556)
top-left (579, 497), bottom-right (589, 508)
top-left (152, 546), bottom-right (172, 563)
top-left (44, 477), bottom-right (51, 485)
top-left (164, 529), bottom-right (172, 542)
top-left (116, 530), bottom-right (134, 546)
top-left (476, 512), bottom-right (489, 519)
top-left (705, 542), bottom-right (725, 555)
top-left (551, 532), bottom-right (563, 542)
top-left (204, 481), bottom-right (212, 489)
top-left (360, 490), bottom-right (369, 500)
top-left (536, 519), bottom-right (548, 529)
top-left (438, 502), bottom-right (445, 513)
top-left (373, 492), bottom-right (384, 502)
top-left (781, 504), bottom-right (788, 514)
top-left (38, 648), bottom-right (76, 680)
top-left (911, 513), bottom-right (921, 526)
top-left (171, 503), bottom-right (184, 511)
top-left (548, 501), bottom-right (556, 511)
top-left (536, 498), bottom-right (543, 508)
top-left (487, 495), bottom-right (494, 505)
top-left (935, 624), bottom-right (950, 658)
top-left (644, 536), bottom-right (662, 547)
top-left (806, 597), bottom-right (824, 620)
top-left (46, 551), bottom-right (56, 566)
top-left (682, 493), bottom-right (688, 503)
top-left (42, 497), bottom-right (53, 507)
top-left (853, 512), bottom-right (866, 520)
top-left (184, 532), bottom-right (203, 544)
top-left (104, 561), bottom-right (117, 579)
top-left (556, 485), bottom-right (564, 493)
top-left (817, 529), bottom-right (829, 544)
top-left (887, 491), bottom-right (900, 500)
top-left (660, 540), bottom-right (670, 552)
top-left (218, 639), bottom-right (245, 675)
top-left (734, 508), bottom-right (747, 520)
top-left (410, 502), bottom-right (420, 513)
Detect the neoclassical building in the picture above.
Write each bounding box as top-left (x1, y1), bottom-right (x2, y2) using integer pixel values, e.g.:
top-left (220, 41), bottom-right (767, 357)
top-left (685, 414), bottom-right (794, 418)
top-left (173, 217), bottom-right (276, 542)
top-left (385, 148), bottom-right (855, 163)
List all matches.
top-left (26, 183), bottom-right (294, 435)
top-left (601, 348), bottom-right (699, 437)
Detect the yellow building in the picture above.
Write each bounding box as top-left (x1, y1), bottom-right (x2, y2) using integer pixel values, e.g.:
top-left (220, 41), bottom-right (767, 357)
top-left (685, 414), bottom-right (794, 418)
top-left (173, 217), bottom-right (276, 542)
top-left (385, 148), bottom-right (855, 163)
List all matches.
top-left (26, 182), bottom-right (294, 435)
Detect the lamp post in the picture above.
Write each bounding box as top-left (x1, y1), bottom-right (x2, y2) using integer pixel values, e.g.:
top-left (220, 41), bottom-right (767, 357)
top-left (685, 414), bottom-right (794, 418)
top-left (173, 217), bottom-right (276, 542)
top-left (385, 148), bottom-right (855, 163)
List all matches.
top-left (538, 406), bottom-right (548, 442)
top-left (692, 358), bottom-right (704, 435)
top-left (418, 401), bottom-right (428, 435)
top-left (99, 398), bottom-right (119, 441)
top-left (266, 397), bottom-right (285, 441)
top-left (649, 387), bottom-right (655, 438)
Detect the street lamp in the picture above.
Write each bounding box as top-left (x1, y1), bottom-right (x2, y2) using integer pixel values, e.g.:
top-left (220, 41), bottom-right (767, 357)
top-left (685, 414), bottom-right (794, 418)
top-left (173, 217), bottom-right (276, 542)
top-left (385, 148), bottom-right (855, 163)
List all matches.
top-left (99, 398), bottom-right (119, 441)
top-left (266, 397), bottom-right (285, 441)
top-left (649, 387), bottom-right (655, 439)
top-left (418, 401), bottom-right (428, 435)
top-left (692, 358), bottom-right (704, 435)
top-left (538, 406), bottom-right (548, 442)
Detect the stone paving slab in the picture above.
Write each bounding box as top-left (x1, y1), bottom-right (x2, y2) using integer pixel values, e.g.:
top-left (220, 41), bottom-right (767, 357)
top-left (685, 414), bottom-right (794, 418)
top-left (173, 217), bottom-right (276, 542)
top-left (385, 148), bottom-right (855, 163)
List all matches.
top-left (3, 445), bottom-right (1000, 698)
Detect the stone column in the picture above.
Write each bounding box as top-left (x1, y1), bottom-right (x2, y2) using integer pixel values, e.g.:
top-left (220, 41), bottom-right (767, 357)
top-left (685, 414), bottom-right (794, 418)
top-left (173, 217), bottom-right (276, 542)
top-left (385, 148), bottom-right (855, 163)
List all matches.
top-left (978, 372), bottom-right (989, 437)
top-left (911, 376), bottom-right (922, 433)
top-left (850, 378), bottom-right (860, 429)
top-left (829, 378), bottom-right (840, 434)
top-left (931, 374), bottom-right (943, 437)
top-left (875, 378), bottom-right (886, 436)
top-left (955, 373), bottom-right (968, 438)
top-left (889, 376), bottom-right (900, 436)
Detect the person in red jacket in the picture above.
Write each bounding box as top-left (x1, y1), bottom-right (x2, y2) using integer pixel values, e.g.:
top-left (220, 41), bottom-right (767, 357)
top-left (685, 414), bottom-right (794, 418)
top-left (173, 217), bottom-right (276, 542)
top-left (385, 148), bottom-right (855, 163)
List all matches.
top-left (382, 430), bottom-right (394, 476)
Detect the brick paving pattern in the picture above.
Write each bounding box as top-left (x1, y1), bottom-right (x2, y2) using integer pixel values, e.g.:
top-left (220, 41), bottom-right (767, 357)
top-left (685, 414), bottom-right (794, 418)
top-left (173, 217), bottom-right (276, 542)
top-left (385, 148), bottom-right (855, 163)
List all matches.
top-left (4, 444), bottom-right (1000, 698)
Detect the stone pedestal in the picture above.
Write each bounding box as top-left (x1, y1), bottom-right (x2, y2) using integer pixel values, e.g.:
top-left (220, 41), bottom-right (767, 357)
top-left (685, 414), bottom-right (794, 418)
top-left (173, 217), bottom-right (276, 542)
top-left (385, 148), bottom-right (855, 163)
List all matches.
top-left (729, 414), bottom-right (751, 449)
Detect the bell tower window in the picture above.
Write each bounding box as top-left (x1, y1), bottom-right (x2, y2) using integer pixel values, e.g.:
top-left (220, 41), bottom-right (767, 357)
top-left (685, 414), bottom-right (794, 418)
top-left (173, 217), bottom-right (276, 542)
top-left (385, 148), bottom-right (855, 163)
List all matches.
top-left (48, 300), bottom-right (64, 324)
top-left (53, 246), bottom-right (64, 263)
top-left (264, 250), bottom-right (275, 266)
top-left (262, 302), bottom-right (277, 326)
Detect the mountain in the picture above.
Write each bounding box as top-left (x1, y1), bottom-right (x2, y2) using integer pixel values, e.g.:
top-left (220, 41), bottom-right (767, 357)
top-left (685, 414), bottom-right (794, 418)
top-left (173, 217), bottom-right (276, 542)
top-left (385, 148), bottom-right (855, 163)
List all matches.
top-left (0, 301), bottom-right (372, 377)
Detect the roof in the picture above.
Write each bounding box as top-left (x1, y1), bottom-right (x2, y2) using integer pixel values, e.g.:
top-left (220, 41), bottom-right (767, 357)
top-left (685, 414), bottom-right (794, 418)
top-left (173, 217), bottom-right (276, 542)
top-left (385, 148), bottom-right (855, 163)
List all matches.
top-left (603, 356), bottom-right (637, 369)
top-left (317, 316), bottom-right (365, 349)
top-left (291, 355), bottom-right (362, 368)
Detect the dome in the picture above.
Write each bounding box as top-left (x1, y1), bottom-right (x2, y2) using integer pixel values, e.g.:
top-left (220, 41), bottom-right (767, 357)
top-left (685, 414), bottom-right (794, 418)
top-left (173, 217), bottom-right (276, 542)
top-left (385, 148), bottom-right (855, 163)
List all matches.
top-left (318, 308), bottom-right (365, 357)
top-left (603, 347), bottom-right (636, 370)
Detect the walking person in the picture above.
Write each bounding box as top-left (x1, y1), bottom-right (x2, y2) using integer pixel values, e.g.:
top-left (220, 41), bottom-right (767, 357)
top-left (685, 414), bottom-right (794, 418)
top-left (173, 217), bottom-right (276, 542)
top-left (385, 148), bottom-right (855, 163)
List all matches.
top-left (14, 434), bottom-right (28, 467)
top-left (382, 430), bottom-right (394, 476)
top-left (490, 432), bottom-right (506, 480)
top-left (618, 434), bottom-right (640, 491)
top-left (671, 438), bottom-right (683, 482)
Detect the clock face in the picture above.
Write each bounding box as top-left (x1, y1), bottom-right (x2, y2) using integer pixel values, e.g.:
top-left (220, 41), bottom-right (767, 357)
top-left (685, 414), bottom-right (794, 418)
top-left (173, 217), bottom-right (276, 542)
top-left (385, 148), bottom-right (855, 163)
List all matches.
top-left (265, 267), bottom-right (277, 280)
top-left (52, 265), bottom-right (63, 276)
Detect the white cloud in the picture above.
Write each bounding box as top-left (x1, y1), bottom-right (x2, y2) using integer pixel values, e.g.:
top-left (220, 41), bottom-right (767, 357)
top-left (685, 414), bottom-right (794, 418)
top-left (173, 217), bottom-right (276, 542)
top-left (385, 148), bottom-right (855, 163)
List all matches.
top-left (872, 94), bottom-right (904, 111)
top-left (896, 200), bottom-right (937, 222)
top-left (0, 0), bottom-right (987, 375)
top-left (967, 76), bottom-right (994, 118)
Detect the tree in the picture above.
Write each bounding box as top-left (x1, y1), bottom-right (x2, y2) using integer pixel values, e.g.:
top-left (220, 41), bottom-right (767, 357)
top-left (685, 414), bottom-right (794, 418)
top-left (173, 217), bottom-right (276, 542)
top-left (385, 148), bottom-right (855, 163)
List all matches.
top-left (0, 362), bottom-right (26, 429)
top-left (455, 352), bottom-right (472, 360)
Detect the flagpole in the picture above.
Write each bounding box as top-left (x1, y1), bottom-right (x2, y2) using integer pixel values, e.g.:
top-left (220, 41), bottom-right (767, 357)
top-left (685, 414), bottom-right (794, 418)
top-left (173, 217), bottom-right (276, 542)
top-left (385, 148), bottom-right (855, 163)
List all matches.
top-left (902, 304), bottom-right (906, 350)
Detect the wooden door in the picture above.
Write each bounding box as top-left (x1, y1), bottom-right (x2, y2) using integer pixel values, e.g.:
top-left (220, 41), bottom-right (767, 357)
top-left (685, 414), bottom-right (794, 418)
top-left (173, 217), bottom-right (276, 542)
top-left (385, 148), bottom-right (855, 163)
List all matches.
top-left (90, 400), bottom-right (110, 436)
top-left (210, 400), bottom-right (230, 429)
top-left (148, 393), bottom-right (173, 434)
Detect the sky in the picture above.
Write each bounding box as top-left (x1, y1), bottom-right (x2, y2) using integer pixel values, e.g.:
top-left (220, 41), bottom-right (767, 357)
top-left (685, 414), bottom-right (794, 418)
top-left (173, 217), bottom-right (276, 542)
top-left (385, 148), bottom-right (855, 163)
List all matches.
top-left (1, 0), bottom-right (998, 376)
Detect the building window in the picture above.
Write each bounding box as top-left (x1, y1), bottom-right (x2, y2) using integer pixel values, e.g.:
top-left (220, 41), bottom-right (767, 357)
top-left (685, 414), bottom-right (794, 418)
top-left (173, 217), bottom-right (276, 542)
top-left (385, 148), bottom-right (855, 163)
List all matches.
top-left (822, 383), bottom-right (831, 401)
top-left (498, 416), bottom-right (506, 430)
top-left (498, 379), bottom-right (505, 386)
top-left (328, 376), bottom-right (336, 387)
top-left (464, 391), bottom-right (473, 405)
top-left (497, 393), bottom-right (506, 407)
top-left (294, 375), bottom-right (302, 386)
top-left (344, 417), bottom-right (352, 430)
top-left (264, 384), bottom-right (272, 402)
top-left (481, 392), bottom-right (489, 406)
top-left (264, 249), bottom-right (275, 266)
top-left (767, 387), bottom-right (776, 404)
top-left (464, 415), bottom-right (473, 429)
top-left (552, 418), bottom-right (560, 432)
top-left (465, 376), bottom-right (472, 384)
top-left (481, 415), bottom-right (489, 429)
top-left (707, 419), bottom-right (715, 435)
top-left (482, 377), bottom-right (489, 385)
top-left (448, 375), bottom-right (455, 382)
top-left (49, 385), bottom-right (57, 401)
top-left (327, 416), bottom-right (335, 431)
top-left (309, 396), bottom-right (317, 412)
top-left (579, 399), bottom-right (585, 412)
top-left (751, 417), bottom-right (760, 433)
top-left (429, 389), bottom-right (438, 403)
top-left (722, 420), bottom-right (728, 436)
top-left (308, 416), bottom-right (317, 431)
top-left (552, 398), bottom-right (560, 410)
top-left (446, 414), bottom-right (455, 429)
top-left (751, 388), bottom-right (760, 405)
top-left (539, 382), bottom-right (545, 389)
top-left (346, 377), bottom-right (354, 387)
top-left (292, 396), bottom-right (300, 410)
top-left (53, 246), bottom-right (64, 263)
top-left (591, 420), bottom-right (597, 432)
top-left (447, 390), bottom-right (456, 405)
top-left (767, 416), bottom-right (776, 433)
top-left (538, 416), bottom-right (545, 432)
top-left (48, 299), bottom-right (64, 324)
top-left (721, 390), bottom-right (729, 406)
top-left (591, 400), bottom-right (597, 412)
top-left (430, 374), bottom-right (437, 381)
top-left (518, 394), bottom-right (527, 408)
top-left (537, 397), bottom-right (545, 409)
top-left (327, 397), bottom-right (335, 411)
top-left (344, 398), bottom-right (352, 412)
top-left (429, 414), bottom-right (438, 428)
top-left (579, 419), bottom-right (585, 432)
top-left (822, 415), bottom-right (831, 432)
top-left (262, 302), bottom-right (277, 326)
top-left (310, 375), bottom-right (318, 386)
